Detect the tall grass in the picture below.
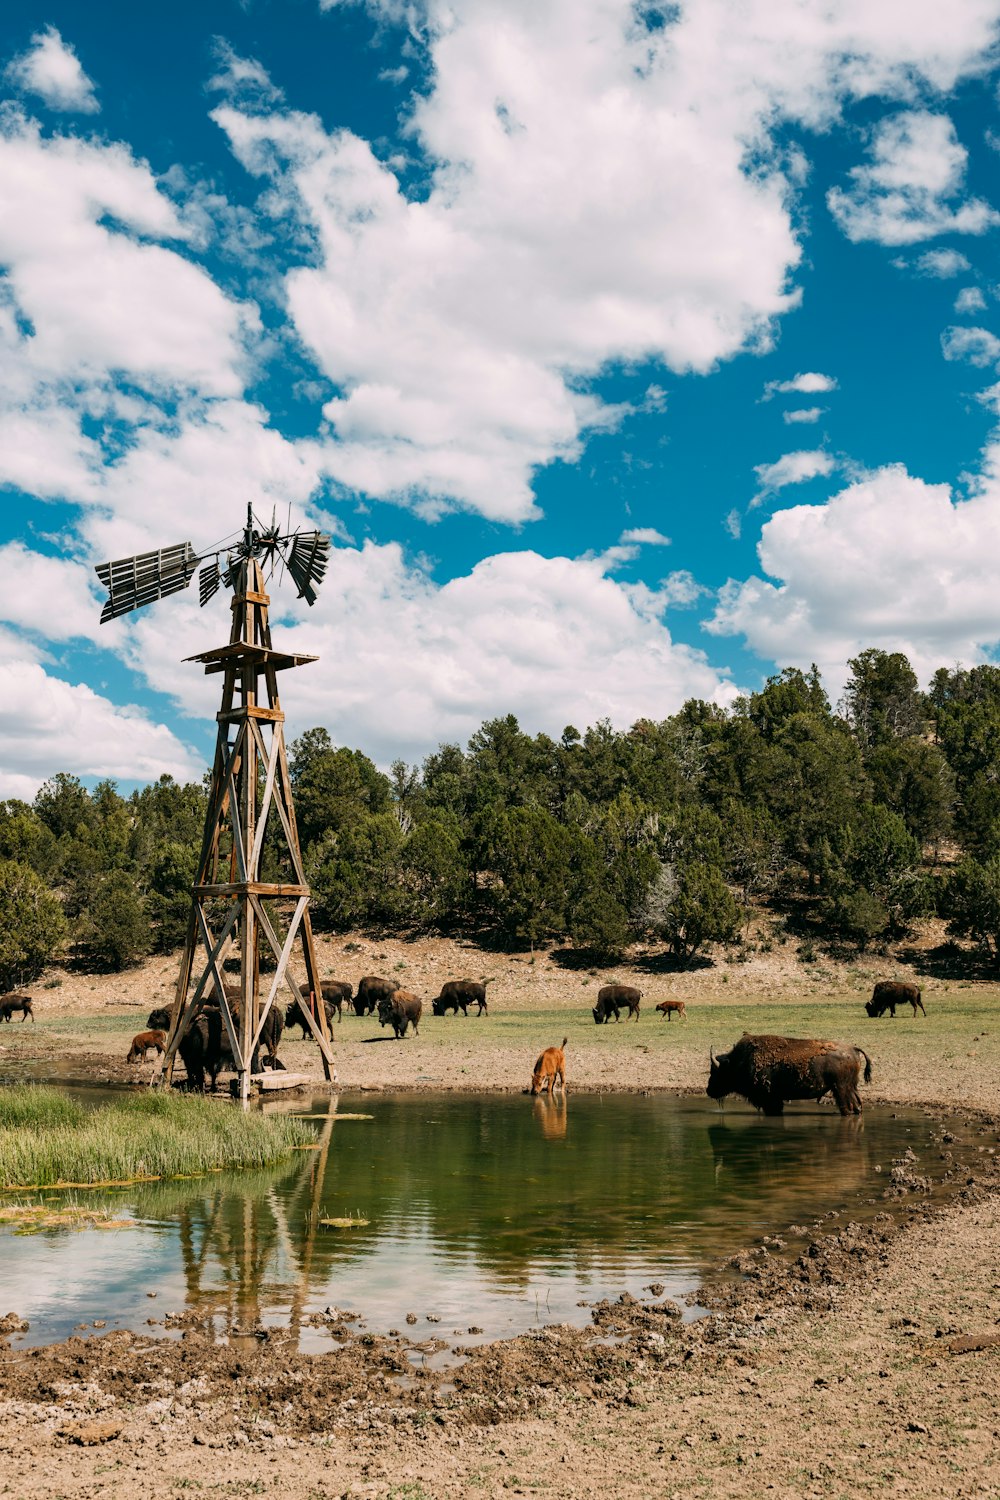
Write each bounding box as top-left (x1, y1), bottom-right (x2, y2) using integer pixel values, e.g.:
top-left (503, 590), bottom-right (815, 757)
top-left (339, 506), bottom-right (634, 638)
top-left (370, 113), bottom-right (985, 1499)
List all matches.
top-left (0, 1086), bottom-right (313, 1188)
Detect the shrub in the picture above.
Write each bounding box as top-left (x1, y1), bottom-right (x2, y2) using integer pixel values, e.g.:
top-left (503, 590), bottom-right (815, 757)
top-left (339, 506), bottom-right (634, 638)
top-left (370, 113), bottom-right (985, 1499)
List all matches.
top-left (0, 858), bottom-right (67, 990)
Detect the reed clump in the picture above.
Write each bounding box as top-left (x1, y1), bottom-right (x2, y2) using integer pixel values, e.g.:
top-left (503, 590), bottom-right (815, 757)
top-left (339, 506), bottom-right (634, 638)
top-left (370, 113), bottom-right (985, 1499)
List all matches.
top-left (0, 1086), bottom-right (313, 1189)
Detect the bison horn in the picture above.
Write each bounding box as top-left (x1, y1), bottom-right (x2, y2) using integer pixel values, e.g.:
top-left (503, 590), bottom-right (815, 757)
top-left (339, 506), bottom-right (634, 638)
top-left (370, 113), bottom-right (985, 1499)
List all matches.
top-left (709, 1047), bottom-right (717, 1066)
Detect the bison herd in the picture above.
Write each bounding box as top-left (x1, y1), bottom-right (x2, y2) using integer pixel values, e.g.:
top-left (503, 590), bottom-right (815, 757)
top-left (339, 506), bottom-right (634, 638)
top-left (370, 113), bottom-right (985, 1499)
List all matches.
top-left (110, 972), bottom-right (926, 1113)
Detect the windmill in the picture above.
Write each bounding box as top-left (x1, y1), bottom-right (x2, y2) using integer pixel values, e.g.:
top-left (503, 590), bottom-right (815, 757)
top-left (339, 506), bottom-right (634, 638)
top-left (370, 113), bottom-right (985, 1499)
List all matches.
top-left (95, 504), bottom-right (336, 1102)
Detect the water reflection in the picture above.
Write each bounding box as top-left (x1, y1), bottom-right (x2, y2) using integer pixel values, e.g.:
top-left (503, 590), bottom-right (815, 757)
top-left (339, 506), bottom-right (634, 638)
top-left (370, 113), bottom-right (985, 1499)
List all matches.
top-left (2, 1093), bottom-right (938, 1349)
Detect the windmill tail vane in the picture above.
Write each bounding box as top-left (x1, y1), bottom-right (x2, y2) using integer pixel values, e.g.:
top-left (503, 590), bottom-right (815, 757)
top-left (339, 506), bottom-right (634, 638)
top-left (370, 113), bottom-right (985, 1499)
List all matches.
top-left (94, 503), bottom-right (331, 623)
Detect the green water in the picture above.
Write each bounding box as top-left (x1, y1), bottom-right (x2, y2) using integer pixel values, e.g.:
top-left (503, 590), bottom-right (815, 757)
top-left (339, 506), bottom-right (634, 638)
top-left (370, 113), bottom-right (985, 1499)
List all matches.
top-left (1, 1091), bottom-right (948, 1350)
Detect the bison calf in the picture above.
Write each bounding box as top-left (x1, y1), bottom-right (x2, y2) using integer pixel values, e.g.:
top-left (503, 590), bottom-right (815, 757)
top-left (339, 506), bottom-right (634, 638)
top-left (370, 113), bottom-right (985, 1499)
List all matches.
top-left (127, 1029), bottom-right (166, 1063)
top-left (531, 1038), bottom-right (568, 1096)
top-left (655, 1000), bottom-right (687, 1021)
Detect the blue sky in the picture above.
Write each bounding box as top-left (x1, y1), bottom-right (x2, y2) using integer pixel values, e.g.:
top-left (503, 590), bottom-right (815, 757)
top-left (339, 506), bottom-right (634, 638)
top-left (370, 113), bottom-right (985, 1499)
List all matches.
top-left (3, 0), bottom-right (1000, 797)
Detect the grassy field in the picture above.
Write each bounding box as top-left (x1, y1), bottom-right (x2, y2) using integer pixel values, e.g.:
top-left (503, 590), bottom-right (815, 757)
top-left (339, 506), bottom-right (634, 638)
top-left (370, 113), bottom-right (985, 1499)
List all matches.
top-left (0, 1086), bottom-right (313, 1188)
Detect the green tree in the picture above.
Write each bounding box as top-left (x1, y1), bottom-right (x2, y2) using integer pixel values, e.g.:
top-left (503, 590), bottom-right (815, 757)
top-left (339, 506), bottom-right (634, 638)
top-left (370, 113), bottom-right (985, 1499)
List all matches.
top-left (642, 859), bottom-right (741, 963)
top-left (86, 872), bottom-right (151, 970)
top-left (944, 856), bottom-right (1000, 961)
top-left (843, 648), bottom-right (924, 750)
top-left (0, 858), bottom-right (68, 989)
top-left (491, 806), bottom-right (581, 947)
top-left (148, 840), bottom-right (199, 952)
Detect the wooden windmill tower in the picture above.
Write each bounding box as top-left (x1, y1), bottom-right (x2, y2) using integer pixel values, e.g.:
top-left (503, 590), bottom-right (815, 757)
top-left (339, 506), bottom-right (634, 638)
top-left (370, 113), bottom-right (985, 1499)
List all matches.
top-left (95, 506), bottom-right (335, 1101)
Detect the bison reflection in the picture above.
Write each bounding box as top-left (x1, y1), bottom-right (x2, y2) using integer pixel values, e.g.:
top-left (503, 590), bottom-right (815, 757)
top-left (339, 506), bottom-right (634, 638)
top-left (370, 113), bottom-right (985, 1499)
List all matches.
top-left (707, 1034), bottom-right (873, 1116)
top-left (532, 1092), bottom-right (568, 1140)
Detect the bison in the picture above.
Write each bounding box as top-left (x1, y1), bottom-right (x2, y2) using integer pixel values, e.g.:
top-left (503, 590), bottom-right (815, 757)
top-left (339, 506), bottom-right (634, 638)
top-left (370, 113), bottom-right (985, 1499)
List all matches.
top-left (531, 1038), bottom-right (567, 1096)
top-left (377, 989), bottom-right (422, 1038)
top-left (866, 980), bottom-right (925, 1018)
top-left (151, 983), bottom-right (285, 1087)
top-left (127, 1029), bottom-right (166, 1063)
top-left (295, 978), bottom-right (352, 1026)
top-left (431, 979), bottom-right (489, 1017)
top-left (707, 1033), bottom-right (873, 1116)
top-left (655, 1000), bottom-right (687, 1021)
top-left (592, 984), bottom-right (641, 1024)
top-left (0, 994), bottom-right (34, 1022)
top-left (355, 976), bottom-right (398, 1015)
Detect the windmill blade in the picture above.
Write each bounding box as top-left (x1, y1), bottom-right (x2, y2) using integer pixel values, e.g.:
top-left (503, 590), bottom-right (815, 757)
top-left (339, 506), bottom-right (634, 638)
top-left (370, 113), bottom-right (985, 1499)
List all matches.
top-left (95, 542), bottom-right (199, 623)
top-left (199, 560), bottom-right (221, 607)
top-left (284, 531), bottom-right (331, 606)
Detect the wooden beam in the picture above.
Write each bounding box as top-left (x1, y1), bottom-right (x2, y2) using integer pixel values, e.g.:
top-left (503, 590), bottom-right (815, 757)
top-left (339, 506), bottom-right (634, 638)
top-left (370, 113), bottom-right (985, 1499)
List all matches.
top-left (192, 881), bottom-right (309, 897)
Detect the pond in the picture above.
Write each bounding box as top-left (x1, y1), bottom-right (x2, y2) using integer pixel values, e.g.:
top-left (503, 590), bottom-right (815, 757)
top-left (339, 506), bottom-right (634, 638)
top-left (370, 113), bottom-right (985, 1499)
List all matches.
top-left (1, 1090), bottom-right (948, 1351)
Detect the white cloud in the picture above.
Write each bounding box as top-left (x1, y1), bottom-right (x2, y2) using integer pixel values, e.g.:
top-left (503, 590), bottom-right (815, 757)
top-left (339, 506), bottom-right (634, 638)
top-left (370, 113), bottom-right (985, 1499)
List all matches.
top-left (941, 324), bottom-right (1000, 367)
top-left (619, 528), bottom-right (671, 548)
top-left (828, 111), bottom-right (999, 245)
top-left (0, 543), bottom-right (104, 644)
top-left (0, 657), bottom-right (202, 799)
top-left (763, 371), bottom-right (838, 398)
top-left (210, 0), bottom-right (1000, 522)
top-left (116, 540), bottom-right (735, 768)
top-left (955, 286), bottom-right (988, 313)
top-left (752, 449), bottom-right (835, 499)
top-left (783, 407), bottom-right (824, 424)
top-left (708, 462), bottom-right (1000, 694)
top-left (207, 40), bottom-right (283, 108)
top-left (5, 26), bottom-right (99, 114)
top-left (906, 247), bottom-right (972, 276)
top-left (660, 570), bottom-right (708, 607)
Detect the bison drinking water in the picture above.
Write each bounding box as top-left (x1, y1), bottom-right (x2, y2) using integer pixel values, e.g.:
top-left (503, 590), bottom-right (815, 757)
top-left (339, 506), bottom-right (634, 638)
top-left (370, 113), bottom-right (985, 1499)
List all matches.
top-left (866, 980), bottom-right (925, 1018)
top-left (707, 1033), bottom-right (873, 1116)
top-left (530, 1038), bottom-right (567, 1096)
top-left (592, 984), bottom-right (641, 1024)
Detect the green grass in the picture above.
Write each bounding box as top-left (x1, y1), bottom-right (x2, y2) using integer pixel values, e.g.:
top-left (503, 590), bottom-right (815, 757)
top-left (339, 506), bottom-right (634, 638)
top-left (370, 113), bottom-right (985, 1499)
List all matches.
top-left (0, 1085), bottom-right (313, 1188)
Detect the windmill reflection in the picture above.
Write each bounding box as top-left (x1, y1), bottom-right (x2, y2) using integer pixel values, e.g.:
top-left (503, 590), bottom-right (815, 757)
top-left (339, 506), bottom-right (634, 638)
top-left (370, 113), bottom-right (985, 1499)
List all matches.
top-left (172, 1105), bottom-right (335, 1338)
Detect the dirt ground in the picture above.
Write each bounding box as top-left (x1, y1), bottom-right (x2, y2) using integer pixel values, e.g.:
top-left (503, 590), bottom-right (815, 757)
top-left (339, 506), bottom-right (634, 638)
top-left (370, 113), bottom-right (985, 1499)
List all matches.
top-left (2, 932), bottom-right (1000, 1497)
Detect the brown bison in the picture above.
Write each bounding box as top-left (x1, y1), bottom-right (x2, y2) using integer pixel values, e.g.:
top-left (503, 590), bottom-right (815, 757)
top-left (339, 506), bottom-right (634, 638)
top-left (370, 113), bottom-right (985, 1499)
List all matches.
top-left (378, 989), bottom-right (422, 1038)
top-left (355, 976), bottom-right (398, 1015)
top-left (655, 999), bottom-right (687, 1021)
top-left (127, 1029), bottom-right (166, 1063)
top-left (149, 984), bottom-right (285, 1087)
top-left (707, 1034), bottom-right (873, 1116)
top-left (531, 1038), bottom-right (568, 1096)
top-left (866, 980), bottom-right (925, 1018)
top-left (593, 984), bottom-right (641, 1024)
top-left (296, 978), bottom-right (353, 1025)
top-left (432, 979), bottom-right (489, 1017)
top-left (0, 993), bottom-right (33, 1022)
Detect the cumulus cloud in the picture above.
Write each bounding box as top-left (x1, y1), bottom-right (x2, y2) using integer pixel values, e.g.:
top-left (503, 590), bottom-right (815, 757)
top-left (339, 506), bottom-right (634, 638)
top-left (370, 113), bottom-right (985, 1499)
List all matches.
top-left (955, 286), bottom-right (988, 313)
top-left (708, 462), bottom-right (1000, 694)
top-left (764, 371), bottom-right (838, 398)
top-left (660, 570), bottom-right (709, 607)
top-left (783, 407), bottom-right (824, 424)
top-left (210, 0), bottom-right (1000, 521)
top-left (903, 247), bottom-right (973, 276)
top-left (5, 26), bottom-right (99, 114)
top-left (752, 449), bottom-right (836, 502)
top-left (941, 325), bottom-right (1000, 367)
top-left (117, 541), bottom-right (735, 769)
top-left (829, 111), bottom-right (999, 245)
top-left (0, 657), bottom-right (202, 799)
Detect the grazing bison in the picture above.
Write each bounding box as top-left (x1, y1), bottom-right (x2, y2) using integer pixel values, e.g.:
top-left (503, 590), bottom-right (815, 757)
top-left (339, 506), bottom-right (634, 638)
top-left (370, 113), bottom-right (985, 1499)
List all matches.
top-left (531, 1038), bottom-right (568, 1096)
top-left (127, 1029), bottom-right (166, 1063)
top-left (0, 994), bottom-right (34, 1022)
top-left (593, 984), bottom-right (641, 1024)
top-left (707, 1033), bottom-right (873, 1117)
top-left (866, 980), bottom-right (925, 1018)
top-left (296, 978), bottom-right (352, 1026)
top-left (153, 983), bottom-right (285, 1086)
top-left (432, 979), bottom-right (489, 1017)
top-left (655, 1000), bottom-right (687, 1021)
top-left (355, 976), bottom-right (399, 1015)
top-left (377, 989), bottom-right (422, 1038)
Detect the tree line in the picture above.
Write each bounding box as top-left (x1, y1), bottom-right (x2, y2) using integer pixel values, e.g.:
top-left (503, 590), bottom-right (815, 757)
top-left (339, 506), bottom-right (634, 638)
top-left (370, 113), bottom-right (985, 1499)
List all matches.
top-left (5, 648), bottom-right (1000, 987)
